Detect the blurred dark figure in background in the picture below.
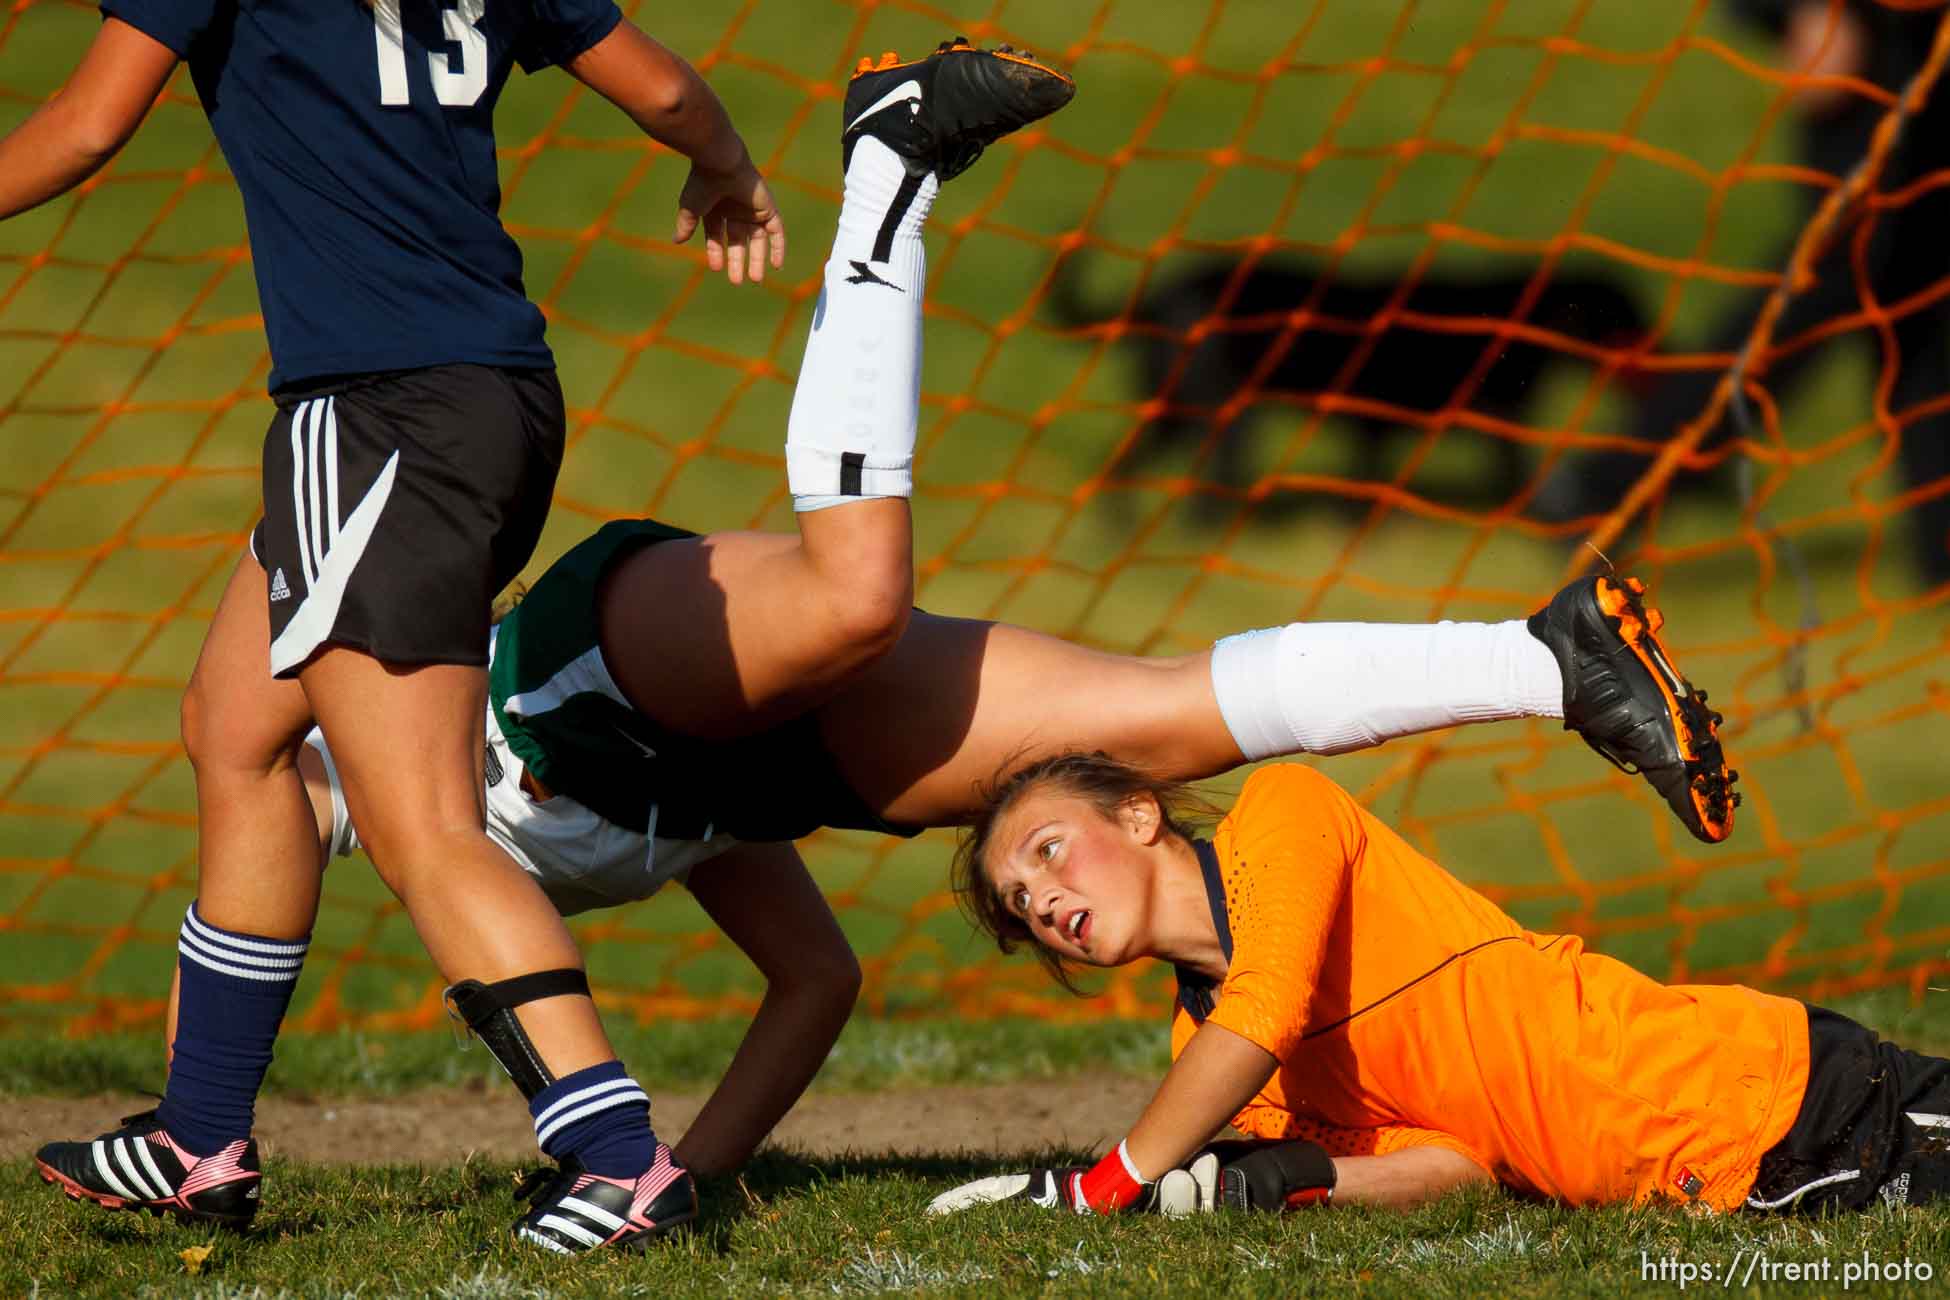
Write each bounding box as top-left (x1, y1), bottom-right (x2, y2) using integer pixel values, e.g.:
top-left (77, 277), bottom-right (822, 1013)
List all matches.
top-left (1051, 257), bottom-right (1649, 522)
top-left (1537, 0), bottom-right (1950, 584)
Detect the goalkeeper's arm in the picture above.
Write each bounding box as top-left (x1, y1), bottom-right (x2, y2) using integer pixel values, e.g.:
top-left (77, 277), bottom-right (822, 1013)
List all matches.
top-left (672, 841), bottom-right (860, 1177)
top-left (1335, 1146), bottom-right (1489, 1208)
top-left (1163, 1139), bottom-right (1488, 1214)
top-left (929, 1021), bottom-right (1277, 1215)
top-left (0, 19), bottom-right (177, 222)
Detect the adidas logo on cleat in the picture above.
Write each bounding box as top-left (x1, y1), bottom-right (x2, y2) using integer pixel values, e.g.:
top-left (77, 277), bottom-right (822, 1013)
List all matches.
top-left (269, 568), bottom-right (291, 602)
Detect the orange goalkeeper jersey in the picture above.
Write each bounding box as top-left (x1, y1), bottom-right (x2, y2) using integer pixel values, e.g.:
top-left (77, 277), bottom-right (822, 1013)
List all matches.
top-left (1169, 764), bottom-right (1809, 1211)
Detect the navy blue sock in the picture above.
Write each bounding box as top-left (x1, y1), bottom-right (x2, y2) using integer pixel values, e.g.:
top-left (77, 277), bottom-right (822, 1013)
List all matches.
top-left (531, 1061), bottom-right (657, 1179)
top-left (156, 902), bottom-right (308, 1157)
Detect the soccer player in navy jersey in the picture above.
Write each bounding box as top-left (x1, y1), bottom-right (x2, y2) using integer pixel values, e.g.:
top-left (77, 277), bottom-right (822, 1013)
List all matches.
top-left (0, 0), bottom-right (789, 1252)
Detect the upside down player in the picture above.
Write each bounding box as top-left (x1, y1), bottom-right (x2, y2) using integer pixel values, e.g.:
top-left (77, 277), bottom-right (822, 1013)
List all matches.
top-left (41, 37), bottom-right (1745, 1251)
top-left (929, 754), bottom-right (1948, 1218)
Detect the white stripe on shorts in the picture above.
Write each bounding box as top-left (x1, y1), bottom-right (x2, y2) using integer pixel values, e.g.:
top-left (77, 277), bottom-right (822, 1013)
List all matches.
top-left (290, 400), bottom-right (315, 588)
top-left (323, 397), bottom-right (341, 553)
top-left (1745, 1167), bottom-right (1861, 1210)
top-left (269, 449), bottom-right (399, 676)
top-left (306, 398), bottom-right (326, 579)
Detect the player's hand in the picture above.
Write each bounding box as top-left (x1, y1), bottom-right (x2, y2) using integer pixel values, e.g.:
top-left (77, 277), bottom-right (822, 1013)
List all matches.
top-left (926, 1168), bottom-right (1091, 1215)
top-left (1156, 1139), bottom-right (1335, 1216)
top-left (674, 152), bottom-right (786, 286)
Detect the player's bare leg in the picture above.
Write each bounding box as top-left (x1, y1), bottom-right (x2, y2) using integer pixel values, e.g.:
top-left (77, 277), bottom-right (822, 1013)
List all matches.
top-left (181, 553), bottom-right (323, 934)
top-left (302, 650), bottom-right (692, 1254)
top-left (817, 588), bottom-right (1734, 842)
top-left (812, 612), bottom-right (1236, 824)
top-left (36, 552), bottom-right (317, 1226)
top-left (298, 650), bottom-right (611, 1074)
top-left (600, 41), bottom-right (1074, 741)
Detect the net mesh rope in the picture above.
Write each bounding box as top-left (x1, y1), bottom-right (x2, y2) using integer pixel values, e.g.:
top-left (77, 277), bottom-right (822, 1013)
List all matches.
top-left (1, 0), bottom-right (1946, 1033)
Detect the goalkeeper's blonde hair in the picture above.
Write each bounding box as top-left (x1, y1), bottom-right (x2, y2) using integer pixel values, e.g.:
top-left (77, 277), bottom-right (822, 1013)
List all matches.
top-left (951, 750), bottom-right (1221, 993)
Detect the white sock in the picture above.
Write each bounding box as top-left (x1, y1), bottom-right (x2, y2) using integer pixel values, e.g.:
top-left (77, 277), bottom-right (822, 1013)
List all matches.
top-left (786, 137), bottom-right (939, 509)
top-left (1210, 620), bottom-right (1565, 759)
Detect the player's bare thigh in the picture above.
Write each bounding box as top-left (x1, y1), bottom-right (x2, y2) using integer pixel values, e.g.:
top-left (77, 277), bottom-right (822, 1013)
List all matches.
top-left (598, 524), bottom-right (906, 740)
top-left (182, 550), bottom-right (314, 775)
top-left (814, 612), bottom-right (1245, 825)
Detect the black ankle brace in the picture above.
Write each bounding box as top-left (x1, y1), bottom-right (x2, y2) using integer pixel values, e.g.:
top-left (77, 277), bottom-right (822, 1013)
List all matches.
top-left (442, 969), bottom-right (591, 1101)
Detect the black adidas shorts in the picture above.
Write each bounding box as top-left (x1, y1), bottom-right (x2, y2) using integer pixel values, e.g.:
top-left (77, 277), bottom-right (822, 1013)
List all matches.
top-left (1747, 1005), bottom-right (1950, 1212)
top-left (252, 365), bottom-right (564, 678)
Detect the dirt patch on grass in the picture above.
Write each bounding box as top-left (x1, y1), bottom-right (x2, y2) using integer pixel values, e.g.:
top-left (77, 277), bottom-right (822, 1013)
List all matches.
top-left (3, 1076), bottom-right (1156, 1166)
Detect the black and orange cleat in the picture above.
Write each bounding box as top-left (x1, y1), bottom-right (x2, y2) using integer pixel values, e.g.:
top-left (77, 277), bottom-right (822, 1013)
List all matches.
top-left (843, 37), bottom-right (1075, 182)
top-left (1527, 574), bottom-right (1740, 843)
top-left (36, 1109), bottom-right (261, 1229)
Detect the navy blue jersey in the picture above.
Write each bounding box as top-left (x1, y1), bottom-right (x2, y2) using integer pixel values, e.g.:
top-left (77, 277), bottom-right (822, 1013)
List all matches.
top-left (101, 0), bottom-right (622, 390)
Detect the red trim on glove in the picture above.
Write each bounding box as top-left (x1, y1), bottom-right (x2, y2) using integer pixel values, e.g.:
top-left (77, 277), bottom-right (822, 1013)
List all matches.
top-left (1077, 1141), bottom-right (1149, 1213)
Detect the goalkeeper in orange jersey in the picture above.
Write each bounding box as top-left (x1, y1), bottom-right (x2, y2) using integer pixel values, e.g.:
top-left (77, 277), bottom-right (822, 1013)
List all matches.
top-left (931, 754), bottom-right (1949, 1217)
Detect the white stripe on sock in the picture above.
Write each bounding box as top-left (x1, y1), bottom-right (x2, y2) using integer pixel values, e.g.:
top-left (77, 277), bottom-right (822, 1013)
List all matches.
top-left (179, 931), bottom-right (305, 972)
top-left (178, 939), bottom-right (306, 983)
top-left (533, 1076), bottom-right (642, 1131)
top-left (184, 907), bottom-right (309, 956)
top-left (535, 1086), bottom-right (649, 1149)
top-left (178, 930), bottom-right (304, 975)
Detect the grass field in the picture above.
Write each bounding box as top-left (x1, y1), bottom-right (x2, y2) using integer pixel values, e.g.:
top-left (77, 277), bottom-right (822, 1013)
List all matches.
top-left (6, 1006), bottom-right (1950, 1297)
top-left (4, 0), bottom-right (1950, 1292)
top-left (9, 1157), bottom-right (1949, 1298)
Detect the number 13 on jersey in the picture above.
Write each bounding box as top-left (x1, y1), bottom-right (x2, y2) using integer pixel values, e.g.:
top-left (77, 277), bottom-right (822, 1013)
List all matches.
top-left (372, 0), bottom-right (487, 107)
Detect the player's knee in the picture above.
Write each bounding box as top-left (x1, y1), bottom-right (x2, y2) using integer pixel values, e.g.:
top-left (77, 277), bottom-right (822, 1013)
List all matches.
top-left (353, 815), bottom-right (482, 888)
top-left (828, 583), bottom-right (910, 665)
top-left (180, 673), bottom-right (292, 778)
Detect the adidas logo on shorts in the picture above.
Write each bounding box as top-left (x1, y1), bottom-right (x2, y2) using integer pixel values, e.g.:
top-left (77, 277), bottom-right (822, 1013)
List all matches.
top-left (269, 568), bottom-right (292, 602)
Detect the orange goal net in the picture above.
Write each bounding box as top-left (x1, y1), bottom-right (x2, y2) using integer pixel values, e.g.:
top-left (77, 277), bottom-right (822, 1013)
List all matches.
top-left (2, 0), bottom-right (1947, 1035)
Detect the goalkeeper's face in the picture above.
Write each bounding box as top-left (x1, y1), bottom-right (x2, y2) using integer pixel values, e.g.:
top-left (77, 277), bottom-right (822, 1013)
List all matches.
top-left (980, 789), bottom-right (1157, 968)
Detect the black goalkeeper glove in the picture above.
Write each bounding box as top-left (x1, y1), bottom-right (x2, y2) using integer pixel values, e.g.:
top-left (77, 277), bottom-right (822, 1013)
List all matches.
top-left (1156, 1138), bottom-right (1336, 1215)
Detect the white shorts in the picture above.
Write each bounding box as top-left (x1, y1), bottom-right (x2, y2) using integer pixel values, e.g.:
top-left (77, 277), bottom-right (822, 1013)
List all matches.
top-left (304, 703), bottom-right (739, 916)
